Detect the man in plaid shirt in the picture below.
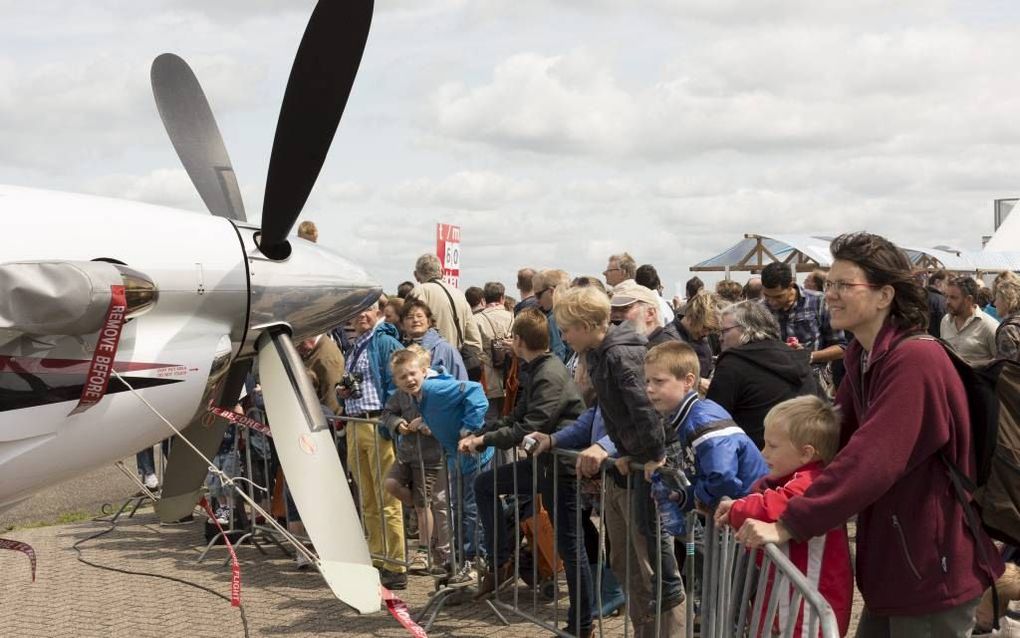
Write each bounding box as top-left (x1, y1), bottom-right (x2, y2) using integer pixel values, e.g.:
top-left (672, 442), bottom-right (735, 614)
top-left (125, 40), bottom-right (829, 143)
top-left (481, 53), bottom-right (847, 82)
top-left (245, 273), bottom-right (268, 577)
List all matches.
top-left (760, 262), bottom-right (845, 383)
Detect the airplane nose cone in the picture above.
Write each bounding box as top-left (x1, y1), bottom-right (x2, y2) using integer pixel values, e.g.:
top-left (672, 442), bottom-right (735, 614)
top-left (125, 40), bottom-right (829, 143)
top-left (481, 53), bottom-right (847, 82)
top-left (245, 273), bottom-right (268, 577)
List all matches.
top-left (246, 234), bottom-right (382, 343)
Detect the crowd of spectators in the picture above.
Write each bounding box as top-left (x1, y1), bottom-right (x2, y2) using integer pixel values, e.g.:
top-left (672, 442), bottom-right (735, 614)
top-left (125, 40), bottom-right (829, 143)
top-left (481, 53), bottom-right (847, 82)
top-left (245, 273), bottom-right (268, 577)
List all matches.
top-left (139, 223), bottom-right (1019, 637)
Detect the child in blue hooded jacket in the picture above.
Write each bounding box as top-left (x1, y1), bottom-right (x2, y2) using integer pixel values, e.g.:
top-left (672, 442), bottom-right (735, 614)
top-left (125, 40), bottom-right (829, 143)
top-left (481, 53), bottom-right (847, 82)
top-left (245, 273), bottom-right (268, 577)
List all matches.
top-left (388, 347), bottom-right (492, 577)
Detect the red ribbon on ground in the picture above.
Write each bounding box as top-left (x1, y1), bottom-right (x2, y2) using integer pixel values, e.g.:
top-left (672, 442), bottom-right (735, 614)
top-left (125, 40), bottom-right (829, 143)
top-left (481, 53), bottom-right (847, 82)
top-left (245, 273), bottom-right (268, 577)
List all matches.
top-left (207, 402), bottom-right (272, 438)
top-left (70, 285), bottom-right (127, 416)
top-left (381, 587), bottom-right (429, 638)
top-left (0, 538), bottom-right (37, 582)
top-left (199, 498), bottom-right (241, 607)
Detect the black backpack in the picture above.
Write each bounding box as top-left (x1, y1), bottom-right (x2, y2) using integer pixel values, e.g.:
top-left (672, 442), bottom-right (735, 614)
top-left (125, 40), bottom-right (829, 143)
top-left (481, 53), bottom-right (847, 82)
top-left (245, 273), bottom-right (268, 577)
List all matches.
top-left (899, 335), bottom-right (1020, 628)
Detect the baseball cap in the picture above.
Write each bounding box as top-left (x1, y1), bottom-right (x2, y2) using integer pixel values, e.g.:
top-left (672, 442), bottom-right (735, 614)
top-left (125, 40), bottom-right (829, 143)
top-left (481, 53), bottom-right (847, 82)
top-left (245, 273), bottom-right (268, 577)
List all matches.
top-left (610, 281), bottom-right (660, 308)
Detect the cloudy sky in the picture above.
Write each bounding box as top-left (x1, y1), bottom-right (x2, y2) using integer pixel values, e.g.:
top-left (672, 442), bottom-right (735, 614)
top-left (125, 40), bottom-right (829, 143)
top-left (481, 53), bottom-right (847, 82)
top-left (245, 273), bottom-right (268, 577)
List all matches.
top-left (2, 1), bottom-right (1018, 295)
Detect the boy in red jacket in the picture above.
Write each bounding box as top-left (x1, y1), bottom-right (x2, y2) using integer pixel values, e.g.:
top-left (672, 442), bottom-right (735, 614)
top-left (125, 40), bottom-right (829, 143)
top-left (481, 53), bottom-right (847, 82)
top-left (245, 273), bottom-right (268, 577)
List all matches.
top-left (715, 395), bottom-right (852, 637)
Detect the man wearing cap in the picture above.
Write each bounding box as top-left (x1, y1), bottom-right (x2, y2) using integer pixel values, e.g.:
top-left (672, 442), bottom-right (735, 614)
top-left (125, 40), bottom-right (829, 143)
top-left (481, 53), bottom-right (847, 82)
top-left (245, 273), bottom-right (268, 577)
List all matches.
top-left (610, 281), bottom-right (682, 348)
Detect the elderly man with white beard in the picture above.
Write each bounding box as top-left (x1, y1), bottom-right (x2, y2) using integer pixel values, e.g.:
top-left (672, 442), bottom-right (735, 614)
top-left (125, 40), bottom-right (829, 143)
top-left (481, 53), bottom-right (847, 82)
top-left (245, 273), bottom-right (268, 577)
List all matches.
top-left (609, 281), bottom-right (681, 347)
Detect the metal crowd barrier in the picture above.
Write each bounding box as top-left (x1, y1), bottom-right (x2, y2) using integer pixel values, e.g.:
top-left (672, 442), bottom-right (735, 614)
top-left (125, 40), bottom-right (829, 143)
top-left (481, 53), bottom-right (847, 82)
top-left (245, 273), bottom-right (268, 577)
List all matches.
top-left (698, 516), bottom-right (841, 638)
top-left (194, 404), bottom-right (841, 638)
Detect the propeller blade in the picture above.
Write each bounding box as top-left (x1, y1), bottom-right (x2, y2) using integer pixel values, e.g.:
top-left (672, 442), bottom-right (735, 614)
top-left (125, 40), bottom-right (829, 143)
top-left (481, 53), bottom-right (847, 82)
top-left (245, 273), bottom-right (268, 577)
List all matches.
top-left (257, 329), bottom-right (378, 613)
top-left (156, 360), bottom-right (250, 523)
top-left (258, 0), bottom-right (374, 257)
top-left (150, 53), bottom-right (247, 222)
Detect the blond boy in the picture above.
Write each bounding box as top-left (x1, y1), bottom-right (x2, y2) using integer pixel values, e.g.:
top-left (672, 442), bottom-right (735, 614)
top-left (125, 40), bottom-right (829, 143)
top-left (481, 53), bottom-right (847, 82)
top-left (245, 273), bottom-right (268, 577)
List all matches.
top-left (382, 346), bottom-right (450, 574)
top-left (715, 396), bottom-right (852, 637)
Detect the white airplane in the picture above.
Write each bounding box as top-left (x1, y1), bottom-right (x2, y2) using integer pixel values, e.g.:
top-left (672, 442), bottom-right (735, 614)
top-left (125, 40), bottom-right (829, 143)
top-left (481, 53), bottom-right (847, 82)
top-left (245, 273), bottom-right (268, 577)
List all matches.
top-left (0, 0), bottom-right (382, 614)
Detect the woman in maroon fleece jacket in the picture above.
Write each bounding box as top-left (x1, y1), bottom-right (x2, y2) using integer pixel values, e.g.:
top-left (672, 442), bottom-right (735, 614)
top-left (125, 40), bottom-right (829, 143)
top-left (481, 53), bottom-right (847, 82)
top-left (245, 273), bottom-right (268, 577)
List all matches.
top-left (736, 232), bottom-right (1003, 636)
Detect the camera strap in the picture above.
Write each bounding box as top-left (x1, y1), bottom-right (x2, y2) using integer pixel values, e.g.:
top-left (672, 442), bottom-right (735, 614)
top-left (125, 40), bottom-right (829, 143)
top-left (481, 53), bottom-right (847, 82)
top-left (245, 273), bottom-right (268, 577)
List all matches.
top-left (346, 331), bottom-right (373, 372)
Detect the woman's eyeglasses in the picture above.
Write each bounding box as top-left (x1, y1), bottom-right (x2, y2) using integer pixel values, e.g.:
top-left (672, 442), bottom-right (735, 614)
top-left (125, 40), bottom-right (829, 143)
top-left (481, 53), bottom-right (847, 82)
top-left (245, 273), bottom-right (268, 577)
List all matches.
top-left (822, 280), bottom-right (881, 295)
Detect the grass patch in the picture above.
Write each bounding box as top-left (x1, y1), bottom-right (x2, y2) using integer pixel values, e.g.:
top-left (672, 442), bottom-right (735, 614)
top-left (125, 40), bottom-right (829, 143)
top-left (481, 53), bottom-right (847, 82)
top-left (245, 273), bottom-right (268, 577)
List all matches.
top-left (8, 510), bottom-right (97, 531)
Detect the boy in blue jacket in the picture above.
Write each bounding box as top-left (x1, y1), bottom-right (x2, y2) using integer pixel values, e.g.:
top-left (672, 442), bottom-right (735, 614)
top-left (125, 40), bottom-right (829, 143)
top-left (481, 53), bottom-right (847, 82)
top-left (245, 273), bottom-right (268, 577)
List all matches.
top-left (389, 348), bottom-right (492, 579)
top-left (638, 341), bottom-right (768, 529)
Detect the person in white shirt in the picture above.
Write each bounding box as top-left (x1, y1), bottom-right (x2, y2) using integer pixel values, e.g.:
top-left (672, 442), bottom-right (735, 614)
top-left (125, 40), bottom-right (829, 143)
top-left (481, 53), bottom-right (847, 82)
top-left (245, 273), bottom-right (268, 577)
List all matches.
top-left (940, 276), bottom-right (999, 366)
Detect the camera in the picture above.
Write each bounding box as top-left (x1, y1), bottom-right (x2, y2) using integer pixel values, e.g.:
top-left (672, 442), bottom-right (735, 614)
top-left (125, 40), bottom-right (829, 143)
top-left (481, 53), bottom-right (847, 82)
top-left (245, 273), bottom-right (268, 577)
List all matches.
top-left (521, 434), bottom-right (538, 455)
top-left (336, 372), bottom-right (363, 399)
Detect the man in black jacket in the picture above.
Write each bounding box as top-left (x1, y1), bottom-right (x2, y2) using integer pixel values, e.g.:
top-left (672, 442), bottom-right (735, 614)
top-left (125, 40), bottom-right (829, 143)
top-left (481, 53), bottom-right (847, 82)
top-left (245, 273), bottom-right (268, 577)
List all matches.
top-left (706, 301), bottom-right (817, 447)
top-left (555, 285), bottom-right (686, 632)
top-left (460, 309), bottom-right (592, 636)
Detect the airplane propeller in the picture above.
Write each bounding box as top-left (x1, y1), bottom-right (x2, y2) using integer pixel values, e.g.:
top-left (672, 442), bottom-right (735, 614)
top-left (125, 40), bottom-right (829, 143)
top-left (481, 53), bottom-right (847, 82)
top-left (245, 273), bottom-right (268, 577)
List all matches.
top-left (257, 1), bottom-right (373, 259)
top-left (150, 1), bottom-right (380, 611)
top-left (151, 53), bottom-right (246, 222)
top-left (257, 329), bottom-right (378, 613)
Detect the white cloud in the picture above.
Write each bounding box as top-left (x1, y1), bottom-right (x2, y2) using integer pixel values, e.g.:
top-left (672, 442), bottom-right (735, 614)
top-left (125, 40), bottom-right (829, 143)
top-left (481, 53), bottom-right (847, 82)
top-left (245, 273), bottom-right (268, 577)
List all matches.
top-left (323, 181), bottom-right (373, 202)
top-left (390, 171), bottom-right (541, 210)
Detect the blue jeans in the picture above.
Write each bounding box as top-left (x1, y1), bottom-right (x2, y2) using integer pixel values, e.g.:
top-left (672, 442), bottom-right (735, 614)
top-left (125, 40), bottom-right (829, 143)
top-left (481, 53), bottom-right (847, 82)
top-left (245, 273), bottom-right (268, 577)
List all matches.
top-left (447, 455), bottom-right (491, 563)
top-left (135, 447), bottom-right (155, 476)
top-left (476, 457), bottom-right (594, 633)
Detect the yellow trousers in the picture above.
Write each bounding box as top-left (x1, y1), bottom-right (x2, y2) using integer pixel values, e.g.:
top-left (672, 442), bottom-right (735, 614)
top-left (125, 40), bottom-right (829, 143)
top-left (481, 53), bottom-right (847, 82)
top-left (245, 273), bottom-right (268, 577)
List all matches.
top-left (347, 421), bottom-right (406, 572)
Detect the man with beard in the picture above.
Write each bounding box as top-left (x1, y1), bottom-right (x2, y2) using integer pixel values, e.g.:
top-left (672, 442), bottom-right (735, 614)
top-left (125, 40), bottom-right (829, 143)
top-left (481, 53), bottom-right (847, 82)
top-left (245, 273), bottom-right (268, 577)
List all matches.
top-left (941, 276), bottom-right (999, 366)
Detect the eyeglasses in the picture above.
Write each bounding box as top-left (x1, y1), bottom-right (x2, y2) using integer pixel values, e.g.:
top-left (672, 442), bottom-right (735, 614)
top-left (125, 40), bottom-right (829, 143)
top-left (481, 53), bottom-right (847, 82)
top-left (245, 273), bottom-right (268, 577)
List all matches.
top-left (720, 325), bottom-right (741, 335)
top-left (535, 287), bottom-right (554, 298)
top-left (823, 280), bottom-right (881, 295)
top-left (603, 268), bottom-right (622, 276)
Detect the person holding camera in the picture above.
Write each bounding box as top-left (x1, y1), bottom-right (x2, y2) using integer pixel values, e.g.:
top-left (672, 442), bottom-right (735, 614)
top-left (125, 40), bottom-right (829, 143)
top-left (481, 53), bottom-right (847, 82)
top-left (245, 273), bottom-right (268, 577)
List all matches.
top-left (338, 304), bottom-right (407, 589)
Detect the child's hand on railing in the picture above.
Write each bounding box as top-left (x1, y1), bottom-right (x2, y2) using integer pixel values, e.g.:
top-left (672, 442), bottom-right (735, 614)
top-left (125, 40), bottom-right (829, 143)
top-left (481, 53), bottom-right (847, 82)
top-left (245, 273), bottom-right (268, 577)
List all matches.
top-left (643, 457), bottom-right (665, 482)
top-left (522, 432), bottom-right (552, 456)
top-left (457, 434), bottom-right (485, 454)
top-left (713, 497), bottom-right (734, 527)
top-left (735, 520), bottom-right (791, 548)
top-left (614, 456), bottom-right (632, 476)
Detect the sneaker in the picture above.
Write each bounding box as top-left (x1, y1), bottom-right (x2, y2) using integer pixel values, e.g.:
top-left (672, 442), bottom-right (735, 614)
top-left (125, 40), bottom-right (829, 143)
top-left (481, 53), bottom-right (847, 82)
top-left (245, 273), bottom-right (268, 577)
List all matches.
top-left (295, 551), bottom-right (313, 570)
top-left (143, 474), bottom-right (159, 490)
top-left (379, 568), bottom-right (408, 590)
top-left (475, 560), bottom-right (515, 599)
top-left (409, 549), bottom-right (429, 573)
top-left (429, 562), bottom-right (449, 577)
top-left (213, 506), bottom-right (231, 526)
top-left (645, 591), bottom-right (685, 616)
top-left (445, 560), bottom-right (477, 586)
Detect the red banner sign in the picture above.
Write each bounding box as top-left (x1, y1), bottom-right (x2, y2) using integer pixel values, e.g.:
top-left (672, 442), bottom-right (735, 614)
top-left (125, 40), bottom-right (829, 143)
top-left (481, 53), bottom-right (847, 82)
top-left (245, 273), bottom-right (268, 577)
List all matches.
top-left (208, 402), bottom-right (272, 438)
top-left (435, 223), bottom-right (460, 289)
top-left (70, 285), bottom-right (127, 415)
top-left (200, 498), bottom-right (241, 607)
top-left (0, 538), bottom-right (36, 582)
top-left (382, 587), bottom-right (429, 637)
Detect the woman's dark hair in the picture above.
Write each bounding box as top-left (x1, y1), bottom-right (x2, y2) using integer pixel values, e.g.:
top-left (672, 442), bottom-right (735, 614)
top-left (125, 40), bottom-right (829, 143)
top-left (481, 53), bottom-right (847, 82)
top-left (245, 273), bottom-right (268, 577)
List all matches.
top-left (829, 232), bottom-right (928, 331)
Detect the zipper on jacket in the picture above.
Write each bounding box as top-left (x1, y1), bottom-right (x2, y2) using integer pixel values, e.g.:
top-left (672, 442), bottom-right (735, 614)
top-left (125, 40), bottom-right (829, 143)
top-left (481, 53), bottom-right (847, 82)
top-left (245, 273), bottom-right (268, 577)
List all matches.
top-left (892, 515), bottom-right (923, 581)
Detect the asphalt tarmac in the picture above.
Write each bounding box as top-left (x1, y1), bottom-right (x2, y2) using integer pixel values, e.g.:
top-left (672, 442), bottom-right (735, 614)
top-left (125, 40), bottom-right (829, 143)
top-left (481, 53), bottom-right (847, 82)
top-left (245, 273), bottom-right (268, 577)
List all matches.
top-left (1, 460), bottom-right (139, 530)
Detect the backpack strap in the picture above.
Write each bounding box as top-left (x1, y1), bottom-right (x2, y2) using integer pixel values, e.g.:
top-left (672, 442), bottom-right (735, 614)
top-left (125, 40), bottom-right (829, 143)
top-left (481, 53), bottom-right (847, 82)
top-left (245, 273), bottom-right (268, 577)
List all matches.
top-left (428, 279), bottom-right (464, 347)
top-left (892, 331), bottom-right (1001, 626)
top-left (941, 453), bottom-right (1000, 628)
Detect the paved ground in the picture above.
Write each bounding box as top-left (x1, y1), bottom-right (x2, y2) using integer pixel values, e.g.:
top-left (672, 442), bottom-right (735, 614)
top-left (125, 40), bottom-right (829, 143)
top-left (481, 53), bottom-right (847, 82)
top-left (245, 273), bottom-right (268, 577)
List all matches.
top-left (0, 503), bottom-right (631, 638)
top-left (6, 466), bottom-right (1014, 637)
top-left (0, 460), bottom-right (138, 531)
